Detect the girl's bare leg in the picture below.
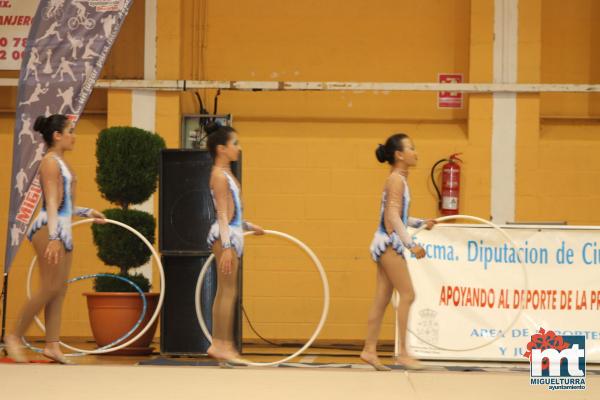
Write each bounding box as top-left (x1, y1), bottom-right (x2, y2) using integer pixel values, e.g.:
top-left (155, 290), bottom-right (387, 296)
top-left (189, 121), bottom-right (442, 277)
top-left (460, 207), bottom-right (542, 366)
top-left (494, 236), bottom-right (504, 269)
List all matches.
top-left (8, 227), bottom-right (69, 363)
top-left (379, 248), bottom-right (422, 369)
top-left (207, 241), bottom-right (241, 362)
top-left (361, 258), bottom-right (393, 371)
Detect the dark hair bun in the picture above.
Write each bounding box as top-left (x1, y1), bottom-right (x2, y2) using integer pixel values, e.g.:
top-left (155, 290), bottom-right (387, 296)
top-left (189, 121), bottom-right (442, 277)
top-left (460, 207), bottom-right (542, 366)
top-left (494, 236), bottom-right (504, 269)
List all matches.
top-left (375, 144), bottom-right (387, 163)
top-left (206, 124), bottom-right (237, 159)
top-left (205, 121), bottom-right (221, 134)
top-left (32, 114), bottom-right (69, 147)
top-left (376, 133), bottom-right (410, 165)
top-left (33, 116), bottom-right (48, 133)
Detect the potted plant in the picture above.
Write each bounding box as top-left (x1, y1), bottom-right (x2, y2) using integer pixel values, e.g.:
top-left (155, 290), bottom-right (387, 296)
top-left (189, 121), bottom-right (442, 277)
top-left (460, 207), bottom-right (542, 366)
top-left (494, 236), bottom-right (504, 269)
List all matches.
top-left (84, 126), bottom-right (165, 355)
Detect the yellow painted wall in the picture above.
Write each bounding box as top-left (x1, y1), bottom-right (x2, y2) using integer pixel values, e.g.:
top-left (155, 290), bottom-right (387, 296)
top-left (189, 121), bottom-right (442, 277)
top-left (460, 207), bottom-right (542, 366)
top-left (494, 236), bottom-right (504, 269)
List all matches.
top-left (175, 0), bottom-right (482, 340)
top-left (0, 111), bottom-right (113, 337)
top-left (515, 0), bottom-right (600, 225)
top-left (1, 0), bottom-right (480, 341)
top-left (540, 0), bottom-right (600, 117)
top-left (0, 1), bottom-right (145, 337)
top-left (3, 0), bottom-right (599, 343)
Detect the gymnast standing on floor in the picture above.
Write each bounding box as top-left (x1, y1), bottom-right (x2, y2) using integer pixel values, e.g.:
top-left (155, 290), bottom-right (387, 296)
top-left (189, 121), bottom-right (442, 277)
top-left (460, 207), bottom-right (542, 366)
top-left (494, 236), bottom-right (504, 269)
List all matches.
top-left (205, 122), bottom-right (265, 366)
top-left (6, 114), bottom-right (105, 364)
top-left (361, 133), bottom-right (436, 371)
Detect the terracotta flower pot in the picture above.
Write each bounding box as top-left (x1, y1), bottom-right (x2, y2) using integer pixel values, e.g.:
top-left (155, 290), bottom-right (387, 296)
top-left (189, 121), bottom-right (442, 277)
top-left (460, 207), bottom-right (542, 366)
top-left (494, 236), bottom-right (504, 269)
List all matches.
top-left (83, 292), bottom-right (160, 355)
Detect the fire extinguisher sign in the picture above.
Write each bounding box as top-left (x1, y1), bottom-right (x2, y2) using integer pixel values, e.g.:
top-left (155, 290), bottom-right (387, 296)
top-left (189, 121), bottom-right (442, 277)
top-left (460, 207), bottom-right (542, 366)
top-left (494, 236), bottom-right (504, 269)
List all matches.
top-left (438, 73), bottom-right (463, 109)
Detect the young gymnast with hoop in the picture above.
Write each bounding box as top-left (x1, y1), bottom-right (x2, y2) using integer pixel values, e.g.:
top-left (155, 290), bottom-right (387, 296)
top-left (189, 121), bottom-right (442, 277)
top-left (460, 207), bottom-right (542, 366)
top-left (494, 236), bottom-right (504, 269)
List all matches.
top-left (6, 114), bottom-right (105, 364)
top-left (205, 123), bottom-right (265, 366)
top-left (361, 133), bottom-right (436, 371)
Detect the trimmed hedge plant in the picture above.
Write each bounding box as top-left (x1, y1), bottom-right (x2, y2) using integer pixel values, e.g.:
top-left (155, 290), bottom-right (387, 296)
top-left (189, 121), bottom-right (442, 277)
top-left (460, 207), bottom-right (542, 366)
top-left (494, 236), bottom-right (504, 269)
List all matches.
top-left (91, 126), bottom-right (165, 292)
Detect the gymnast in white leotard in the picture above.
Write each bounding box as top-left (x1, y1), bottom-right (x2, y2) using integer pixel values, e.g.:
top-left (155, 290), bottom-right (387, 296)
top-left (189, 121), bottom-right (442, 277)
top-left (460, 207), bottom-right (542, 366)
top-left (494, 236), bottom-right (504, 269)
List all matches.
top-left (361, 133), bottom-right (437, 371)
top-left (204, 122), bottom-right (264, 366)
top-left (26, 153), bottom-right (90, 251)
top-left (6, 114), bottom-right (105, 365)
top-left (207, 167), bottom-right (244, 258)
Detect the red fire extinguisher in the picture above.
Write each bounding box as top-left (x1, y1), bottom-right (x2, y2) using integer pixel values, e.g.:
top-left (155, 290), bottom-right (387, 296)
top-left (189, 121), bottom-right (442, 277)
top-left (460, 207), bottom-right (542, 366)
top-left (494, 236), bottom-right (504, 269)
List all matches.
top-left (431, 153), bottom-right (462, 216)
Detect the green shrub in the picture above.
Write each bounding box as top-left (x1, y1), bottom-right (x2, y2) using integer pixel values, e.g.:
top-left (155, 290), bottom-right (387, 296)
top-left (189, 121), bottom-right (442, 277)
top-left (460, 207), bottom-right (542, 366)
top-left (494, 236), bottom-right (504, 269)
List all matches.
top-left (92, 208), bottom-right (155, 272)
top-left (92, 126), bottom-right (165, 293)
top-left (96, 126), bottom-right (166, 209)
top-left (93, 272), bottom-right (151, 293)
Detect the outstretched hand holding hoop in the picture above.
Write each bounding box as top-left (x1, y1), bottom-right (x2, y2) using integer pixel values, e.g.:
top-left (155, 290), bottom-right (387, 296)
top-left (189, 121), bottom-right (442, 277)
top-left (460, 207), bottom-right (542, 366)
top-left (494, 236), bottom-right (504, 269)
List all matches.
top-left (90, 209), bottom-right (107, 224)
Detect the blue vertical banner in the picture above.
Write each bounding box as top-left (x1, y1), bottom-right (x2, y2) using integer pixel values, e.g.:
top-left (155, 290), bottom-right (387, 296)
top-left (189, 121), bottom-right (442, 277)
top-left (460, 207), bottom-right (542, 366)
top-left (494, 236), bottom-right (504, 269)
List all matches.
top-left (3, 0), bottom-right (134, 272)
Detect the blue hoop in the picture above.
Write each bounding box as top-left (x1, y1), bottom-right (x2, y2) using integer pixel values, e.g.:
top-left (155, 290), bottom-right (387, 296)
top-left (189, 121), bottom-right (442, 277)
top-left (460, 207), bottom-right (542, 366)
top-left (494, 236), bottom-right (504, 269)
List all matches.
top-left (22, 273), bottom-right (147, 357)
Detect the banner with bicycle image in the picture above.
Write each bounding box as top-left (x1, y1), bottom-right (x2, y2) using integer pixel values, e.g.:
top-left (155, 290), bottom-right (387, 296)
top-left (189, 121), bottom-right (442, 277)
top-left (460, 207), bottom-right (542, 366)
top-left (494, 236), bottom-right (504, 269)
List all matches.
top-left (3, 0), bottom-right (133, 273)
top-left (405, 224), bottom-right (600, 362)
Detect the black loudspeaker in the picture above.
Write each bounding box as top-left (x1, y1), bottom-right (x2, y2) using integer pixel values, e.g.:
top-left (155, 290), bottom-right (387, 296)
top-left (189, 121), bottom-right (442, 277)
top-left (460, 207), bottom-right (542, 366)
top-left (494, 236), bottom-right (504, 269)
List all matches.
top-left (159, 149), bottom-right (242, 355)
top-left (159, 255), bottom-right (242, 355)
top-left (159, 149), bottom-right (241, 255)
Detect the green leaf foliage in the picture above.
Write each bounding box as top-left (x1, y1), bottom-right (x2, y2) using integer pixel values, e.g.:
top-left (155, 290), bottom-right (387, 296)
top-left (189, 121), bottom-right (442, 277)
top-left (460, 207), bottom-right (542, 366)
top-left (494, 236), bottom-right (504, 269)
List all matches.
top-left (92, 208), bottom-right (155, 273)
top-left (93, 272), bottom-right (152, 293)
top-left (96, 126), bottom-right (166, 208)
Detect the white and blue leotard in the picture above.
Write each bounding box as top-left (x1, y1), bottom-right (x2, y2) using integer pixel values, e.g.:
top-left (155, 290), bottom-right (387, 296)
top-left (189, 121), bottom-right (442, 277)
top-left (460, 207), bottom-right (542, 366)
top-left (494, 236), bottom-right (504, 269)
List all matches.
top-left (26, 155), bottom-right (93, 252)
top-left (207, 170), bottom-right (245, 257)
top-left (369, 174), bottom-right (424, 262)
top-left (27, 156), bottom-right (77, 251)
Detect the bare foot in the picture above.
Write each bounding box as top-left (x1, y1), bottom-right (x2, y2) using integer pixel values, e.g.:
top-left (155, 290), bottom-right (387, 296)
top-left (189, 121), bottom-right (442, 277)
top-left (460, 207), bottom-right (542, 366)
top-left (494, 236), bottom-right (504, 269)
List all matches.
top-left (223, 346), bottom-right (251, 366)
top-left (360, 351), bottom-right (391, 371)
top-left (225, 357), bottom-right (252, 366)
top-left (42, 348), bottom-right (73, 365)
top-left (207, 346), bottom-right (247, 368)
top-left (207, 346), bottom-right (236, 361)
top-left (395, 354), bottom-right (424, 370)
top-left (5, 335), bottom-right (28, 363)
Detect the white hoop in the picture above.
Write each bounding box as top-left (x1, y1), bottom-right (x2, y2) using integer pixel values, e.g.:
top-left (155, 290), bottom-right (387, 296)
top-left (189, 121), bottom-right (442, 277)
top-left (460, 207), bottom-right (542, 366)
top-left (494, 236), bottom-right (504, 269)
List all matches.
top-left (195, 230), bottom-right (330, 367)
top-left (393, 214), bottom-right (529, 352)
top-left (26, 218), bottom-right (165, 355)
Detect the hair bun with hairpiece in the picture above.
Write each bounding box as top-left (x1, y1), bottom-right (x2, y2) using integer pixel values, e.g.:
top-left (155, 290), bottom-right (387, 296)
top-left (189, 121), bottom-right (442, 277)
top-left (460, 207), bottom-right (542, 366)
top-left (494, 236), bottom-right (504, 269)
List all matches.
top-left (375, 144), bottom-right (387, 164)
top-left (33, 116), bottom-right (48, 133)
top-left (204, 121), bottom-right (221, 135)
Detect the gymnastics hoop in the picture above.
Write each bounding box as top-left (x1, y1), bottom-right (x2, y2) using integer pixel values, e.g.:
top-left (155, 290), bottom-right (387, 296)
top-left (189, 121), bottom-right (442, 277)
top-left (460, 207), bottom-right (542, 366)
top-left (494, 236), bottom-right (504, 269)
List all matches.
top-left (22, 273), bottom-right (146, 356)
top-left (195, 230), bottom-right (330, 367)
top-left (392, 214), bottom-right (529, 352)
top-left (25, 218), bottom-right (165, 355)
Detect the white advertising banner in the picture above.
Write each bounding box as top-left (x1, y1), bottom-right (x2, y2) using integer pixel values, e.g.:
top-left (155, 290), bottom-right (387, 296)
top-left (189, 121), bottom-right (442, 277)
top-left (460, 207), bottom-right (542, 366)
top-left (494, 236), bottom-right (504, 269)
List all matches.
top-left (406, 224), bottom-right (600, 362)
top-left (0, 0), bottom-right (39, 70)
